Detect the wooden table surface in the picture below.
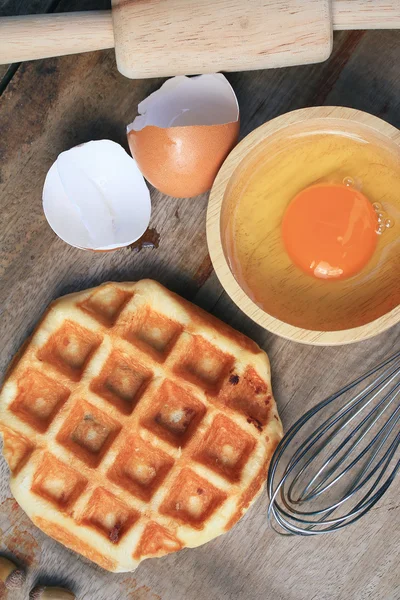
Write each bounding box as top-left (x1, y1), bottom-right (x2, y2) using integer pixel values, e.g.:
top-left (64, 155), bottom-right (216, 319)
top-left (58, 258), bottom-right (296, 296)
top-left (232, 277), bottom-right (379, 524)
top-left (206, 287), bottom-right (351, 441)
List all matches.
top-left (0, 2), bottom-right (399, 599)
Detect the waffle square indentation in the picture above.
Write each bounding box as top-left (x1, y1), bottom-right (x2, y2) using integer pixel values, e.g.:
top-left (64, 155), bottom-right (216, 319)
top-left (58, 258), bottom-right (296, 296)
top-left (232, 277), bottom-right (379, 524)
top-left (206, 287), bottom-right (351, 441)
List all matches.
top-left (37, 321), bottom-right (101, 381)
top-left (79, 285), bottom-right (133, 327)
top-left (141, 380), bottom-right (206, 447)
top-left (194, 414), bottom-right (256, 482)
top-left (32, 452), bottom-right (87, 509)
top-left (10, 369), bottom-right (70, 433)
top-left (56, 400), bottom-right (121, 467)
top-left (134, 522), bottom-right (182, 560)
top-left (81, 487), bottom-right (140, 544)
top-left (160, 468), bottom-right (227, 529)
top-left (175, 335), bottom-right (234, 393)
top-left (124, 307), bottom-right (183, 360)
top-left (108, 435), bottom-right (174, 502)
top-left (2, 430), bottom-right (34, 476)
top-left (217, 366), bottom-right (272, 427)
top-left (91, 350), bottom-right (152, 415)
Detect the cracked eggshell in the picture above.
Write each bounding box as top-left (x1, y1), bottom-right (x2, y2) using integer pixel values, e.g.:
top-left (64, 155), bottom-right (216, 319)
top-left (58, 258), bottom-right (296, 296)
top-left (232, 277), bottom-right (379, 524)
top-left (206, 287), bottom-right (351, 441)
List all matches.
top-left (43, 140), bottom-right (151, 251)
top-left (127, 74), bottom-right (239, 199)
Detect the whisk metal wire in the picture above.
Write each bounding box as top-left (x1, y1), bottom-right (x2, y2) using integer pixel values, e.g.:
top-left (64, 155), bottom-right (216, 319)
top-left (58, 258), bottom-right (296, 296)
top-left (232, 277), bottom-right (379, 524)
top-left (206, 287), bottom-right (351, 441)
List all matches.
top-left (267, 351), bottom-right (400, 536)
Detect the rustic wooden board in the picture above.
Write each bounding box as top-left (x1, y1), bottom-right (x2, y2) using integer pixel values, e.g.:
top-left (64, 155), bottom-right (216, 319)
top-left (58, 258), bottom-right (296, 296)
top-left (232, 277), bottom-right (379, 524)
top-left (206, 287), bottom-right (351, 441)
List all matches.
top-left (0, 1), bottom-right (399, 598)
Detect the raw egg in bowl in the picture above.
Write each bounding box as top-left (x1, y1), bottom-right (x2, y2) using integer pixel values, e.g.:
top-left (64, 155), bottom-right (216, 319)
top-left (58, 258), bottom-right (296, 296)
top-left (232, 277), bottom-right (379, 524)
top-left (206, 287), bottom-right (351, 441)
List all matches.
top-left (207, 107), bottom-right (400, 345)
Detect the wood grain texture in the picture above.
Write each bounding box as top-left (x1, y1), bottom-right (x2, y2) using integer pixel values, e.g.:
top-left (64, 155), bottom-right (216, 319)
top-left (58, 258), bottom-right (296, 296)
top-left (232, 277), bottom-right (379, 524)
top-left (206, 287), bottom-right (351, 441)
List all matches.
top-left (0, 0), bottom-right (57, 83)
top-left (0, 0), bottom-right (111, 86)
top-left (332, 0), bottom-right (400, 30)
top-left (2, 0), bottom-right (400, 77)
top-left (0, 3), bottom-right (400, 598)
top-left (0, 11), bottom-right (114, 64)
top-left (207, 106), bottom-right (400, 345)
top-left (0, 0), bottom-right (332, 77)
top-left (111, 0), bottom-right (332, 78)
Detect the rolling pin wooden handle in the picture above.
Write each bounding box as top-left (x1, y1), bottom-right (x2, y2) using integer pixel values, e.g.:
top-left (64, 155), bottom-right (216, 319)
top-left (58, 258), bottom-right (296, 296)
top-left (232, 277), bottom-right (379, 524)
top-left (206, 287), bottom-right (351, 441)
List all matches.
top-left (332, 0), bottom-right (400, 30)
top-left (0, 11), bottom-right (114, 65)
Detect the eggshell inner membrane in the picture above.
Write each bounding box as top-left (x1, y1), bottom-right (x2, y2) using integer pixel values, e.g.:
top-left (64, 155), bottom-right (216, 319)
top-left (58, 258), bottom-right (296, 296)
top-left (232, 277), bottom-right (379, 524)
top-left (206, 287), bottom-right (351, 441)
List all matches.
top-left (43, 140), bottom-right (151, 250)
top-left (127, 74), bottom-right (239, 132)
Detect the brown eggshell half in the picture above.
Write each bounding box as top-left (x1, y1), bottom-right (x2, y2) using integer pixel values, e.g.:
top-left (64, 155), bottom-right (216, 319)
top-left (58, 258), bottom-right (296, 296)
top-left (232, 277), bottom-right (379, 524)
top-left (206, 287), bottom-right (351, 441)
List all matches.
top-left (127, 121), bottom-right (240, 199)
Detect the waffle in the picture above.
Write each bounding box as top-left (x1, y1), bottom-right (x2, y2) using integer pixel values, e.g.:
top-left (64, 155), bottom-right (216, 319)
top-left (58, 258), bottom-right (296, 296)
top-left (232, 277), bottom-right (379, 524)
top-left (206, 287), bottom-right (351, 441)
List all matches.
top-left (0, 280), bottom-right (283, 572)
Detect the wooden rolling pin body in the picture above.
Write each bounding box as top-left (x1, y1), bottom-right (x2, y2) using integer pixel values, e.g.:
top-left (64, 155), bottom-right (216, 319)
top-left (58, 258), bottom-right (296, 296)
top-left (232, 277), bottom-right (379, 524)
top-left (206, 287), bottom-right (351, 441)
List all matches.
top-left (0, 0), bottom-right (399, 78)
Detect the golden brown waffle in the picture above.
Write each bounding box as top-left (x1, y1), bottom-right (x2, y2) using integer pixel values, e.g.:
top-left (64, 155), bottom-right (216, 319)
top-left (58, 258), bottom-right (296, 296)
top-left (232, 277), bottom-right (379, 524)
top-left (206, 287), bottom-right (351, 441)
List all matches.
top-left (0, 280), bottom-right (283, 572)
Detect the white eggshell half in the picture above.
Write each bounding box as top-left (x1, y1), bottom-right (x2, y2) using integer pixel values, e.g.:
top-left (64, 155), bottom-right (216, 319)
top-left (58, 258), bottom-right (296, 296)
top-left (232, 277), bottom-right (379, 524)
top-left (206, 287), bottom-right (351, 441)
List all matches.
top-left (43, 140), bottom-right (151, 250)
top-left (127, 73), bottom-right (239, 132)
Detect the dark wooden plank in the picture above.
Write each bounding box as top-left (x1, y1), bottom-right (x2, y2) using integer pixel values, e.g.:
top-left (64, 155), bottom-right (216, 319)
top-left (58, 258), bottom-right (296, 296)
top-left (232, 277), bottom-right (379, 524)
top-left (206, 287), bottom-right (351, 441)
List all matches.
top-left (0, 0), bottom-right (110, 17)
top-left (0, 18), bottom-right (399, 600)
top-left (325, 29), bottom-right (400, 128)
top-left (0, 0), bottom-right (57, 16)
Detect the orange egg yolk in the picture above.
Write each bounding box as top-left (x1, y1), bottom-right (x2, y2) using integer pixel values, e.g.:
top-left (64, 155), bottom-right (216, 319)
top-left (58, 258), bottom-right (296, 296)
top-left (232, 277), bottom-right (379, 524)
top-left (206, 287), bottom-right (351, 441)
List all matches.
top-left (282, 183), bottom-right (378, 280)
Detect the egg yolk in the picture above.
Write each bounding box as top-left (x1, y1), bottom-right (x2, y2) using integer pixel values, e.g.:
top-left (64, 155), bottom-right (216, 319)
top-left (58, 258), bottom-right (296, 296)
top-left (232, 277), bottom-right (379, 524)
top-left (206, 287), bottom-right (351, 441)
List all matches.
top-left (282, 183), bottom-right (378, 280)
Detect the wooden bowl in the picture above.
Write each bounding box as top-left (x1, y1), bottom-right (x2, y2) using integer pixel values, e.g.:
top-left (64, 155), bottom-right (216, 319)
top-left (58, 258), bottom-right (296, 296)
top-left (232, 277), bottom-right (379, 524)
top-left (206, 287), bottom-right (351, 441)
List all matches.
top-left (207, 107), bottom-right (400, 345)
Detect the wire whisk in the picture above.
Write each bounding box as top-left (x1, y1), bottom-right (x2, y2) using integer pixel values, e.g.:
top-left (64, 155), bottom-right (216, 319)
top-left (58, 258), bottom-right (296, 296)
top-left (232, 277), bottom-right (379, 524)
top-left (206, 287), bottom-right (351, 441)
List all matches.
top-left (267, 350), bottom-right (400, 535)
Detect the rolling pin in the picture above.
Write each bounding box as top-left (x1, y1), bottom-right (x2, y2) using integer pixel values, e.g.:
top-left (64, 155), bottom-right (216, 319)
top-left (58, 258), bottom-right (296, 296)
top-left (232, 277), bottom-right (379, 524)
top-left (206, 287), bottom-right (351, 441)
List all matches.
top-left (0, 0), bottom-right (399, 79)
